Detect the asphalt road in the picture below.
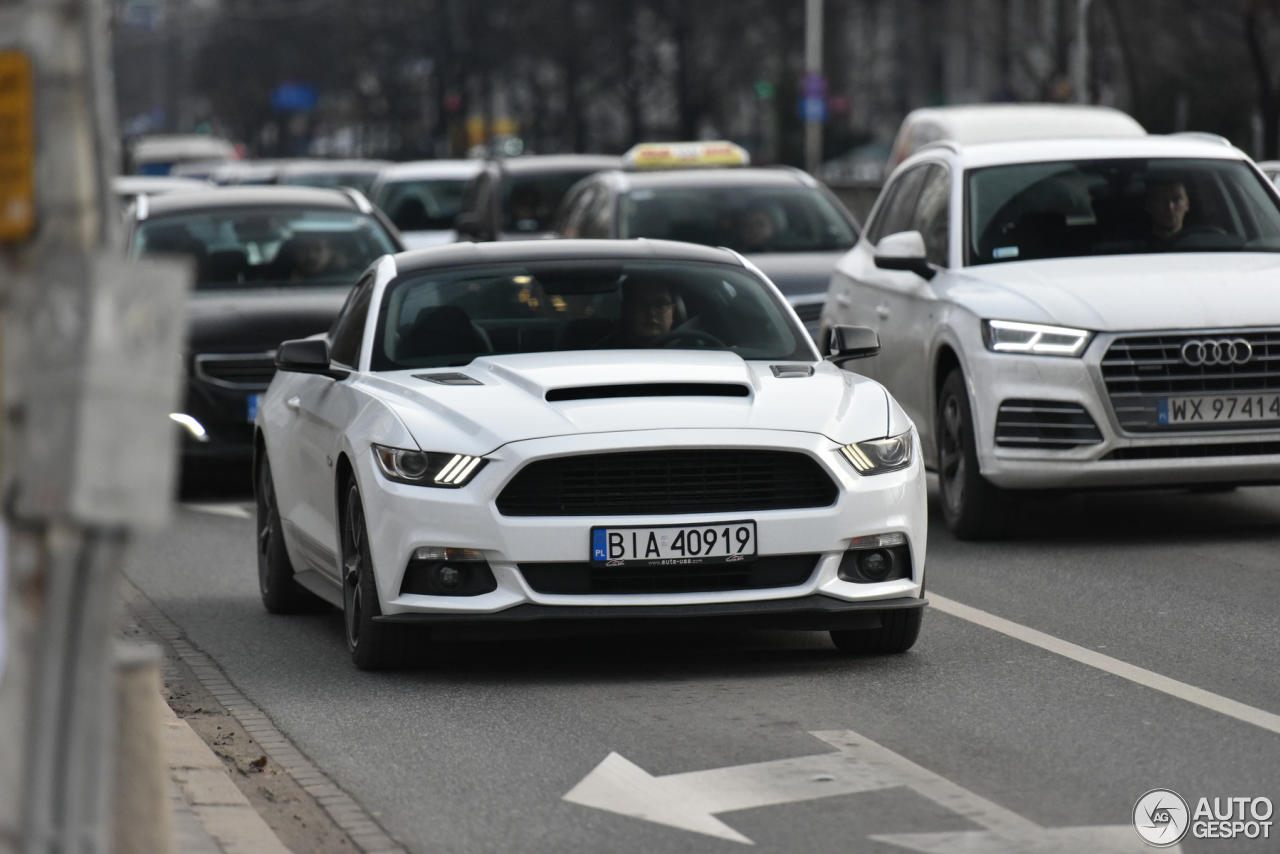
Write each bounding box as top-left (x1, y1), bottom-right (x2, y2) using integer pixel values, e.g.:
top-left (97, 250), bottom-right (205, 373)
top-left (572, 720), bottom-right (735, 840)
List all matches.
top-left (128, 479), bottom-right (1280, 854)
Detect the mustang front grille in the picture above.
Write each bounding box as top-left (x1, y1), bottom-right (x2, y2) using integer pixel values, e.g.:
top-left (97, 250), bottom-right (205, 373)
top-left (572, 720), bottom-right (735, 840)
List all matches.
top-left (496, 449), bottom-right (838, 516)
top-left (1101, 330), bottom-right (1280, 432)
top-left (518, 553), bottom-right (820, 594)
top-left (994, 399), bottom-right (1102, 449)
top-left (194, 352), bottom-right (277, 389)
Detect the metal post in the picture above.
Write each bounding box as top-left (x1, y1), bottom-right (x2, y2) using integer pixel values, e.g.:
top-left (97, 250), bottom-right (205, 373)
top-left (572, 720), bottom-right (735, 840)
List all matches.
top-left (1073, 0), bottom-right (1095, 104)
top-left (0, 0), bottom-right (188, 850)
top-left (804, 0), bottom-right (824, 175)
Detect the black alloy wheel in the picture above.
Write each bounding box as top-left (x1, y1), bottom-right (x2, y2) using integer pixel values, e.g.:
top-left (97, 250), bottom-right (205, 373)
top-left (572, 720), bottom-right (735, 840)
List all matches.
top-left (829, 608), bottom-right (923, 654)
top-left (340, 481), bottom-right (426, 670)
top-left (256, 452), bottom-right (326, 614)
top-left (937, 369), bottom-right (1007, 540)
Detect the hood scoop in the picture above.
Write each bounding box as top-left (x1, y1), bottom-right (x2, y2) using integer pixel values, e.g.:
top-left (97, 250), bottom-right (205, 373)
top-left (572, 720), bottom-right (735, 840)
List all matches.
top-left (770, 364), bottom-right (815, 378)
top-left (414, 372), bottom-right (484, 386)
top-left (546, 382), bottom-right (750, 402)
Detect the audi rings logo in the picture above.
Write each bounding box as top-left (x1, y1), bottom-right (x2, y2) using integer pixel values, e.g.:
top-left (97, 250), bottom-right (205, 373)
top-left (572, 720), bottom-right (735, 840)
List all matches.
top-left (1181, 338), bottom-right (1253, 366)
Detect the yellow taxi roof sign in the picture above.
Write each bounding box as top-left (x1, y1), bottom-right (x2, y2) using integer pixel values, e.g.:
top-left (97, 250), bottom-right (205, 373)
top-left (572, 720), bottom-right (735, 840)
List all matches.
top-left (623, 141), bottom-right (750, 170)
top-left (0, 51), bottom-right (35, 243)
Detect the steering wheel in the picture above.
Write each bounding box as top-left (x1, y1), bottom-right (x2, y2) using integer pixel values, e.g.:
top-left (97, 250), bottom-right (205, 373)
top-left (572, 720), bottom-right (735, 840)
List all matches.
top-left (1170, 224), bottom-right (1228, 243)
top-left (652, 329), bottom-right (727, 349)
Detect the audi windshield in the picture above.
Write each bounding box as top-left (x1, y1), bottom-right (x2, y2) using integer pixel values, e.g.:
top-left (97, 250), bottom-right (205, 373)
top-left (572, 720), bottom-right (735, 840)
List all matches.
top-left (967, 157), bottom-right (1280, 265)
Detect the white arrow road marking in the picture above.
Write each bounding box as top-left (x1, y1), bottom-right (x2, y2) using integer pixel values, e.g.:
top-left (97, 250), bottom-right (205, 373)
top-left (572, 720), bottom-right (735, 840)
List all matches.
top-left (564, 730), bottom-right (1174, 851)
top-left (929, 593), bottom-right (1280, 736)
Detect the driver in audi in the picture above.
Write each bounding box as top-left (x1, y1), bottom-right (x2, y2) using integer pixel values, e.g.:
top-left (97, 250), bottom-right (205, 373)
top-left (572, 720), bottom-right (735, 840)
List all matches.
top-left (1144, 176), bottom-right (1191, 247)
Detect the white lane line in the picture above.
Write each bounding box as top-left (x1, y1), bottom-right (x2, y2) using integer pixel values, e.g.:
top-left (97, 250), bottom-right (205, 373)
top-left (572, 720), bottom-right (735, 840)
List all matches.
top-left (181, 503), bottom-right (252, 519)
top-left (929, 593), bottom-right (1280, 736)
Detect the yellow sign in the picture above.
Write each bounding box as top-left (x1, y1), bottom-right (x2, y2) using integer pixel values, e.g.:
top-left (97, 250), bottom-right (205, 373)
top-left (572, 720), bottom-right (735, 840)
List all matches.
top-left (623, 141), bottom-right (751, 170)
top-left (0, 51), bottom-right (34, 243)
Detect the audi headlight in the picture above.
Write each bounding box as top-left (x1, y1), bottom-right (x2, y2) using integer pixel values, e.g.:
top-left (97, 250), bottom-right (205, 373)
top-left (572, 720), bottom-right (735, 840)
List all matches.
top-left (838, 431), bottom-right (914, 475)
top-left (983, 320), bottom-right (1091, 357)
top-left (372, 444), bottom-right (486, 487)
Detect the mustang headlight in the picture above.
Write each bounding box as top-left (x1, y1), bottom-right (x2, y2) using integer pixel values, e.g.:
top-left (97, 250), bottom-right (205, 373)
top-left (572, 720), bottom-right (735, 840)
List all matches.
top-left (838, 431), bottom-right (913, 475)
top-left (983, 320), bottom-right (1091, 357)
top-left (372, 444), bottom-right (486, 487)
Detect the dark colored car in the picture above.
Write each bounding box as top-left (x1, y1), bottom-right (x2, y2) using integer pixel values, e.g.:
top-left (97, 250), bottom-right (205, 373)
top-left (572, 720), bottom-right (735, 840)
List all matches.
top-left (553, 167), bottom-right (860, 338)
top-left (454, 154), bottom-right (622, 242)
top-left (127, 186), bottom-right (403, 473)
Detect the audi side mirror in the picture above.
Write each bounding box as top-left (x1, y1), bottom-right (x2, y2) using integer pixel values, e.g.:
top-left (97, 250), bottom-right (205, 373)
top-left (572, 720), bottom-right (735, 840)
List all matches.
top-left (826, 325), bottom-right (881, 367)
top-left (276, 339), bottom-right (350, 380)
top-left (874, 230), bottom-right (936, 281)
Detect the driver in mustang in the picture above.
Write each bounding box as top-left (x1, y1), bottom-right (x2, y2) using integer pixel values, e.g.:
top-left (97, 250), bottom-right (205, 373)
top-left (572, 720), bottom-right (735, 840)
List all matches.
top-left (604, 277), bottom-right (677, 348)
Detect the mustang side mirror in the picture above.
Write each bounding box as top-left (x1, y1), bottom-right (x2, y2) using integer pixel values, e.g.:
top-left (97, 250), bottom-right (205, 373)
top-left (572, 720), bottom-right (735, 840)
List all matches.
top-left (276, 339), bottom-right (350, 380)
top-left (454, 212), bottom-right (481, 240)
top-left (826, 325), bottom-right (881, 367)
top-left (873, 230), bottom-right (936, 281)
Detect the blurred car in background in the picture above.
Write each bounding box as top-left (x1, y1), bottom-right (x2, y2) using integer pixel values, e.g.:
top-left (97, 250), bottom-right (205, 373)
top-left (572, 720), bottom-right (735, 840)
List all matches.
top-left (127, 187), bottom-right (403, 475)
top-left (276, 159), bottom-right (392, 196)
top-left (554, 142), bottom-right (860, 338)
top-left (112, 175), bottom-right (214, 211)
top-left (887, 104), bottom-right (1145, 171)
top-left (1256, 160), bottom-right (1280, 188)
top-left (175, 159), bottom-right (290, 185)
top-left (127, 134), bottom-right (238, 175)
top-left (368, 159), bottom-right (482, 249)
top-left (454, 154), bottom-right (622, 242)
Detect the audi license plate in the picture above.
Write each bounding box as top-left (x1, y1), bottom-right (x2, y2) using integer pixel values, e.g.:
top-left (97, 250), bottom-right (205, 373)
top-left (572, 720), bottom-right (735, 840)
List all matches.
top-left (590, 521), bottom-right (756, 567)
top-left (1159, 394), bottom-right (1280, 425)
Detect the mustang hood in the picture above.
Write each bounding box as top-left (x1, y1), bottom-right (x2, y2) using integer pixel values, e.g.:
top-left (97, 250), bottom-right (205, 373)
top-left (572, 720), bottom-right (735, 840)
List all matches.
top-left (947, 253), bottom-right (1280, 331)
top-left (361, 350), bottom-right (893, 456)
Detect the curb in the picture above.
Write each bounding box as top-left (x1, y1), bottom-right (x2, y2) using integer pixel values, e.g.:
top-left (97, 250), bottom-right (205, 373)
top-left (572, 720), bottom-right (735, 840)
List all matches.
top-left (124, 580), bottom-right (410, 854)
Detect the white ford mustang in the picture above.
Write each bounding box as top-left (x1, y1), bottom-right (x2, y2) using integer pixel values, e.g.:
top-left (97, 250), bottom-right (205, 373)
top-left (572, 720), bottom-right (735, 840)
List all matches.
top-left (255, 239), bottom-right (927, 669)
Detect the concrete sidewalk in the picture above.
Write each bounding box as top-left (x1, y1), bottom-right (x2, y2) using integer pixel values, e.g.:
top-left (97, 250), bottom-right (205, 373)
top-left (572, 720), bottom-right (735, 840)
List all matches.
top-left (160, 696), bottom-right (293, 854)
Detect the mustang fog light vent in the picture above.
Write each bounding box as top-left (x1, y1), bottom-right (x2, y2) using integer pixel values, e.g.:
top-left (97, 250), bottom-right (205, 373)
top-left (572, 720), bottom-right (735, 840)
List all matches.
top-left (838, 432), bottom-right (913, 475)
top-left (373, 445), bottom-right (486, 487)
top-left (838, 538), bottom-right (911, 584)
top-left (401, 546), bottom-right (496, 597)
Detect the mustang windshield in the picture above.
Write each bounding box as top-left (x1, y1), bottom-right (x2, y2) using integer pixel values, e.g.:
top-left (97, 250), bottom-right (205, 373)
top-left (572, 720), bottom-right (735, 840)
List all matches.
top-left (135, 207), bottom-right (397, 290)
top-left (967, 157), bottom-right (1280, 265)
top-left (619, 186), bottom-right (857, 252)
top-left (372, 260), bottom-right (811, 370)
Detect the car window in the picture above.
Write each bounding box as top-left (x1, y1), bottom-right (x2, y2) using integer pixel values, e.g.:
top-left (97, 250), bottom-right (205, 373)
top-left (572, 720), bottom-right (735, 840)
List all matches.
top-left (375, 178), bottom-right (471, 231)
top-left (556, 186), bottom-right (598, 237)
top-left (911, 164), bottom-right (951, 266)
top-left (371, 260), bottom-right (812, 370)
top-left (579, 188), bottom-right (613, 239)
top-left (617, 186), bottom-right (856, 252)
top-left (967, 157), bottom-right (1280, 265)
top-left (330, 274), bottom-right (376, 367)
top-left (502, 171), bottom-right (600, 233)
top-left (134, 207), bottom-right (397, 290)
top-left (866, 164), bottom-right (929, 246)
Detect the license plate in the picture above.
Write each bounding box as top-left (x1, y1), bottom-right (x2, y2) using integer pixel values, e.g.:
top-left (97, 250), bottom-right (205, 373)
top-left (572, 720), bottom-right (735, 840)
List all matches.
top-left (1159, 394), bottom-right (1280, 425)
top-left (247, 393), bottom-right (262, 423)
top-left (590, 521), bottom-right (757, 567)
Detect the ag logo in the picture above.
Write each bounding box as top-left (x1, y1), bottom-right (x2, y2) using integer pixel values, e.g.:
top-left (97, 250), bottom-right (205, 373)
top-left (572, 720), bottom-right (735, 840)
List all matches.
top-left (1134, 789), bottom-right (1190, 847)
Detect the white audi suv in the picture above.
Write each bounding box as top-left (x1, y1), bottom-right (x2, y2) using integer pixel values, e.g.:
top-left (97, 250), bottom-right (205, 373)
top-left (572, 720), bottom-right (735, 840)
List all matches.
top-left (821, 134), bottom-right (1280, 539)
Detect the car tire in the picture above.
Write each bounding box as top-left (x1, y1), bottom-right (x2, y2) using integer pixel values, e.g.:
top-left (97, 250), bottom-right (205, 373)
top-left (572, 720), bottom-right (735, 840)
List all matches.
top-left (256, 452), bottom-right (328, 614)
top-left (830, 608), bottom-right (922, 654)
top-left (341, 481), bottom-right (428, 671)
top-left (937, 369), bottom-right (1007, 540)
